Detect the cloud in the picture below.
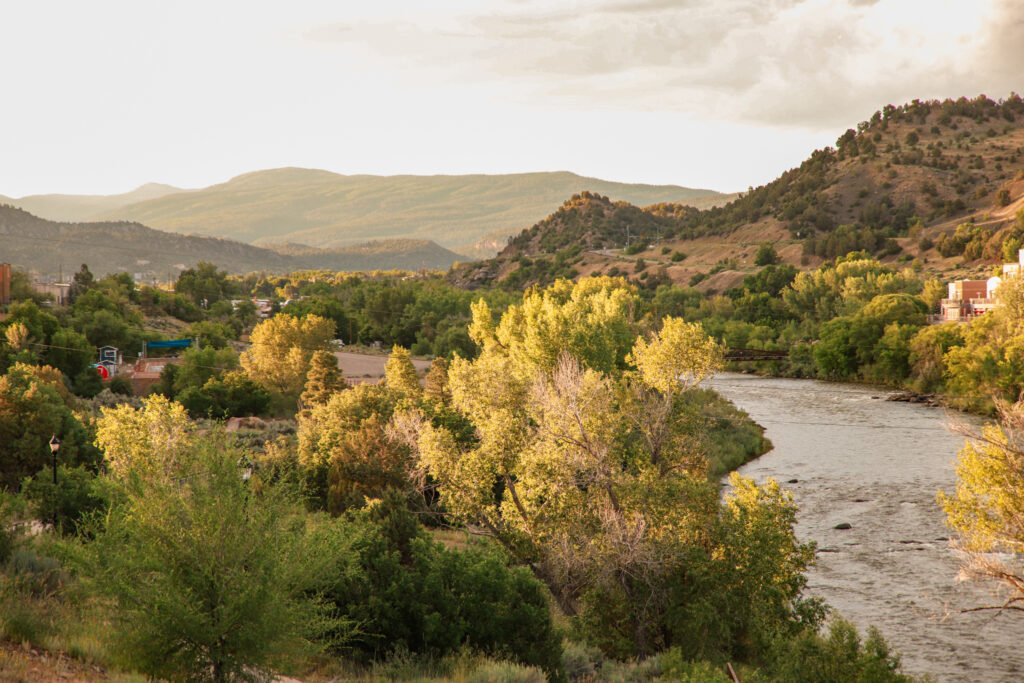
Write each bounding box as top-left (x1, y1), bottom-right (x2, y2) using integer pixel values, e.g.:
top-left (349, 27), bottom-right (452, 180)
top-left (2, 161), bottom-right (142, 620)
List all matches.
top-left (307, 0), bottom-right (1021, 130)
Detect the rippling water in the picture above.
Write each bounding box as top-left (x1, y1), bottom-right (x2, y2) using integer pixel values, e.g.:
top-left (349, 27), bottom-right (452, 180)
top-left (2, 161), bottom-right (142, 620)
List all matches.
top-left (708, 374), bottom-right (1020, 682)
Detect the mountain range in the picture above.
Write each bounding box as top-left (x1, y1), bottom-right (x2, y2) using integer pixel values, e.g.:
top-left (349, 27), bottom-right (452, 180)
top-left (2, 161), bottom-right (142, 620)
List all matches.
top-left (0, 170), bottom-right (734, 258)
top-left (0, 206), bottom-right (464, 279)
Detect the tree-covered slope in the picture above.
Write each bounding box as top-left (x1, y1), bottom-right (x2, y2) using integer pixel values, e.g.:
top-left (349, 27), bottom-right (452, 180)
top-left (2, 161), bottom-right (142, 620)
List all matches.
top-left (0, 206), bottom-right (463, 278)
top-left (0, 183), bottom-right (184, 222)
top-left (452, 95), bottom-right (1024, 290)
top-left (88, 168), bottom-right (730, 250)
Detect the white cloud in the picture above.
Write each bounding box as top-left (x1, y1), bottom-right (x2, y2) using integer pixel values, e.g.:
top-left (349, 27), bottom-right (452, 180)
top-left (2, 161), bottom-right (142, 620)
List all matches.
top-left (307, 0), bottom-right (1021, 128)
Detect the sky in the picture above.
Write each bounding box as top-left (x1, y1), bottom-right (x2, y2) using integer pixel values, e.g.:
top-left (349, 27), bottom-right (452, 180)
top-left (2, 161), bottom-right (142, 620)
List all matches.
top-left (1, 0), bottom-right (1021, 197)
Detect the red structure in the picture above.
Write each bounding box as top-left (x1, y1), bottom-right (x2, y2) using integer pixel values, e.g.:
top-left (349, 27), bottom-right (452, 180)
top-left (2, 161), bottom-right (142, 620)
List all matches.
top-left (0, 263), bottom-right (11, 306)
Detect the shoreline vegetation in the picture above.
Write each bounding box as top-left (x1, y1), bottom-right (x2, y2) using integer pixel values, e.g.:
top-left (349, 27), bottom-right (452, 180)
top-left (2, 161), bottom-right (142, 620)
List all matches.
top-left (0, 274), bottom-right (922, 682)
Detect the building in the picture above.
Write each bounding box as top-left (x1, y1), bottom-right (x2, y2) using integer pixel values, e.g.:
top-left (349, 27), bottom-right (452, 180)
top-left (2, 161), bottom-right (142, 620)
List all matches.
top-left (125, 357), bottom-right (183, 395)
top-left (939, 280), bottom-right (992, 322)
top-left (0, 263), bottom-right (10, 306)
top-left (939, 249), bottom-right (1024, 323)
top-left (32, 282), bottom-right (71, 306)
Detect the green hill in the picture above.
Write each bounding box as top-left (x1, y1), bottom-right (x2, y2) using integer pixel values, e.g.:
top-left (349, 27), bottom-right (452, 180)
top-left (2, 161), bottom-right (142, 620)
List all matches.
top-left (85, 169), bottom-right (730, 253)
top-left (0, 183), bottom-right (184, 222)
top-left (0, 206), bottom-right (463, 279)
top-left (451, 95), bottom-right (1024, 290)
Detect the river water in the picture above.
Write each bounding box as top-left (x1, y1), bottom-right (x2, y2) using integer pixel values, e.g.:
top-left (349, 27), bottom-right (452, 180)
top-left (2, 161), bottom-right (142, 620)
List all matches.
top-left (707, 374), bottom-right (1020, 682)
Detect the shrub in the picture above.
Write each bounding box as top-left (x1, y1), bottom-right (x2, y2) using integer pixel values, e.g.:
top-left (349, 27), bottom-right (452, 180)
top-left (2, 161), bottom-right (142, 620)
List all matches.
top-left (319, 494), bottom-right (564, 679)
top-left (754, 242), bottom-right (780, 266)
top-left (22, 466), bottom-right (105, 536)
top-left (670, 251), bottom-right (687, 262)
top-left (107, 375), bottom-right (134, 396)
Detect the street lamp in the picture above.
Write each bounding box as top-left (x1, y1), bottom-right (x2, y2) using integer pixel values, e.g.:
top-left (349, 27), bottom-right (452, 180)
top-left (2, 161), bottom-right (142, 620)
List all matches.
top-left (49, 435), bottom-right (61, 484)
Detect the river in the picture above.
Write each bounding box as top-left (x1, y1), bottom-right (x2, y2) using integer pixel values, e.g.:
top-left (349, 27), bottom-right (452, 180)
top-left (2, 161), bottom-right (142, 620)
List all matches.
top-left (708, 373), bottom-right (1020, 682)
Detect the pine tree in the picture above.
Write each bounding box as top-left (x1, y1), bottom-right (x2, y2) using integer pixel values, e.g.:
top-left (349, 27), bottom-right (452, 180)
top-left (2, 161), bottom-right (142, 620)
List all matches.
top-left (300, 350), bottom-right (345, 409)
top-left (424, 358), bottom-right (450, 404)
top-left (384, 345), bottom-right (421, 398)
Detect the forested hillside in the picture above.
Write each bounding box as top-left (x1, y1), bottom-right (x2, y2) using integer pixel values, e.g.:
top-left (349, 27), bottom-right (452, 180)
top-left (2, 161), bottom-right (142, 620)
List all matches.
top-left (452, 95), bottom-right (1024, 290)
top-left (82, 168), bottom-right (732, 253)
top-left (0, 206), bottom-right (463, 278)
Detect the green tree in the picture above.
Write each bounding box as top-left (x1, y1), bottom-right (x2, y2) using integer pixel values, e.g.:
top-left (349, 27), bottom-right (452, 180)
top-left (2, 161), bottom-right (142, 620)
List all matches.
top-left (174, 261), bottom-right (240, 307)
top-left (754, 241), bottom-right (781, 266)
top-left (424, 358), bottom-right (450, 404)
top-left (0, 363), bottom-right (99, 490)
top-left (77, 423), bottom-right (335, 681)
top-left (384, 345), bottom-right (421, 398)
top-left (69, 263), bottom-right (95, 303)
top-left (317, 494), bottom-right (563, 678)
top-left (298, 384), bottom-right (409, 514)
top-left (415, 278), bottom-right (812, 657)
top-left (301, 350), bottom-right (345, 409)
top-left (939, 401), bottom-right (1024, 615)
top-left (240, 314), bottom-right (335, 399)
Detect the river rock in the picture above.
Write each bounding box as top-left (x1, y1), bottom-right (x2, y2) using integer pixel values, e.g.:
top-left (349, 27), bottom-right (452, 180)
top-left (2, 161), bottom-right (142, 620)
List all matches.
top-left (834, 522), bottom-right (853, 530)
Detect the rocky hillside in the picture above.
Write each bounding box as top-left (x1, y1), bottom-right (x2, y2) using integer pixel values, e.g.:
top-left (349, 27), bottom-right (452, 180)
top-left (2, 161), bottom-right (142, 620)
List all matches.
top-left (452, 95), bottom-right (1024, 290)
top-left (0, 206), bottom-right (463, 279)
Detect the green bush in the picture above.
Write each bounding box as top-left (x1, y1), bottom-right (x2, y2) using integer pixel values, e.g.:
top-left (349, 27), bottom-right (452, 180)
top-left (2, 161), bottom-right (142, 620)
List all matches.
top-left (764, 618), bottom-right (917, 682)
top-left (107, 375), bottom-right (134, 396)
top-left (22, 466), bottom-right (105, 536)
top-left (320, 494), bottom-right (563, 680)
top-left (670, 251), bottom-right (687, 262)
top-left (5, 548), bottom-right (66, 597)
top-left (754, 242), bottom-right (780, 266)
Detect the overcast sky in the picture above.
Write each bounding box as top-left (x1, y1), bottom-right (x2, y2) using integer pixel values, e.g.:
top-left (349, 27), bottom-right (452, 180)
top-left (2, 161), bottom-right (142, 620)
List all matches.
top-left (1, 0), bottom-right (1020, 197)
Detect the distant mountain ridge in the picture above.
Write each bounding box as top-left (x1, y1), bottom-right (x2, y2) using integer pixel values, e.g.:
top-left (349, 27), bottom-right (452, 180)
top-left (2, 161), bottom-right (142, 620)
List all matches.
top-left (0, 183), bottom-right (184, 222)
top-left (0, 205), bottom-right (463, 279)
top-left (0, 169), bottom-right (732, 257)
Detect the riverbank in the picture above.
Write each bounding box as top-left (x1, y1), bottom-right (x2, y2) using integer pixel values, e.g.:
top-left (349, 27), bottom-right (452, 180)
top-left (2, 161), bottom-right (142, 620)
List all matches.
top-left (709, 373), bottom-right (1018, 682)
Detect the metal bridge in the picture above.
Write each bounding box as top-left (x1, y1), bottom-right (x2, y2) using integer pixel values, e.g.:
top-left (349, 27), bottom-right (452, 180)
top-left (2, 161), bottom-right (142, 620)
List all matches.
top-left (722, 347), bottom-right (790, 362)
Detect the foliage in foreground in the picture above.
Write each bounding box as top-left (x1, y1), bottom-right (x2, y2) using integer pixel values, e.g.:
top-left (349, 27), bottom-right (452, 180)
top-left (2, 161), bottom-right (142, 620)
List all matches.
top-left (72, 398), bottom-right (337, 681)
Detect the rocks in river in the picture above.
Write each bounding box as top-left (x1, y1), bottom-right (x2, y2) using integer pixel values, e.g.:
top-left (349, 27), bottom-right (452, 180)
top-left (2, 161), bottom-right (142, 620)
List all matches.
top-left (834, 522), bottom-right (853, 530)
top-left (786, 478), bottom-right (798, 483)
top-left (886, 391), bottom-right (943, 407)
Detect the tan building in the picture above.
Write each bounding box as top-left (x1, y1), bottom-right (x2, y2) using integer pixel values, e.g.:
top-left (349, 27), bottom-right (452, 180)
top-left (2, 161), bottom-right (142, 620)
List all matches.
top-left (940, 280), bottom-right (991, 322)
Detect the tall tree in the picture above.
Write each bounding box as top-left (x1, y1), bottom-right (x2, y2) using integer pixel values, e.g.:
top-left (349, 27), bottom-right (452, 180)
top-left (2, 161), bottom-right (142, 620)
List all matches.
top-left (240, 314), bottom-right (335, 399)
top-left (301, 350), bottom-right (345, 409)
top-left (413, 278), bottom-right (813, 657)
top-left (384, 345), bottom-right (421, 398)
top-left (69, 263), bottom-right (95, 303)
top-left (939, 400), bottom-right (1024, 614)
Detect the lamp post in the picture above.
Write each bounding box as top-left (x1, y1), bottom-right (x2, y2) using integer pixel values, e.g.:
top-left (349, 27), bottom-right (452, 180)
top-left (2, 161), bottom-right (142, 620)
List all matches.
top-left (49, 435), bottom-right (61, 484)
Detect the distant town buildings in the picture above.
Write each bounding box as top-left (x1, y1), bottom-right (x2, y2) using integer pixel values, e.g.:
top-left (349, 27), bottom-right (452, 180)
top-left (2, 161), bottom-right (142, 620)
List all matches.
top-left (940, 248), bottom-right (1024, 323)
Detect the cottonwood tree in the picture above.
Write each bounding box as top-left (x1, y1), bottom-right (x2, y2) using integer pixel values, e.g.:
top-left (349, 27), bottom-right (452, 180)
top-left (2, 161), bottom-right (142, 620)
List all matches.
top-left (413, 278), bottom-right (814, 657)
top-left (240, 314), bottom-right (335, 398)
top-left (383, 345), bottom-right (421, 399)
top-left (940, 399), bottom-right (1024, 614)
